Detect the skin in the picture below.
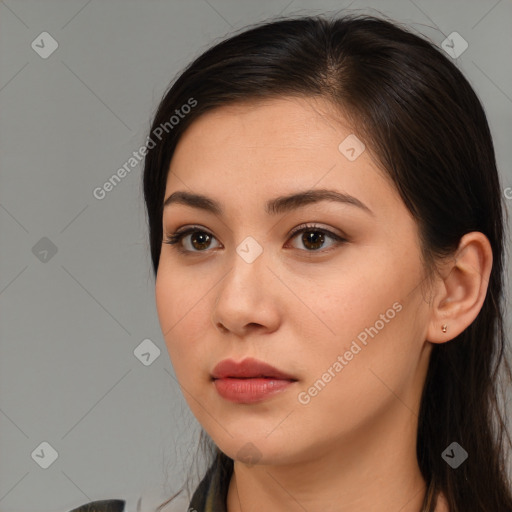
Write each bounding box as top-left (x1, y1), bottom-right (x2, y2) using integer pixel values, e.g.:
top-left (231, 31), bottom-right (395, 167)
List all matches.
top-left (155, 96), bottom-right (492, 512)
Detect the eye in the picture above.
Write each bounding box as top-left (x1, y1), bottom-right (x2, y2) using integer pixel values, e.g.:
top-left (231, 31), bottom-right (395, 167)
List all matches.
top-left (163, 226), bottom-right (221, 254)
top-left (286, 223), bottom-right (346, 252)
top-left (163, 223), bottom-right (347, 255)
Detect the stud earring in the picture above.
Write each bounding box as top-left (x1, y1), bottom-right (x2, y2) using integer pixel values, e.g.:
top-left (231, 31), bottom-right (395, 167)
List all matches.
top-left (442, 324), bottom-right (448, 333)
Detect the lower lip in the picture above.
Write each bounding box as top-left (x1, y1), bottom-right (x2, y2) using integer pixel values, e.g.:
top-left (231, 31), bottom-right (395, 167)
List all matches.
top-left (213, 378), bottom-right (296, 403)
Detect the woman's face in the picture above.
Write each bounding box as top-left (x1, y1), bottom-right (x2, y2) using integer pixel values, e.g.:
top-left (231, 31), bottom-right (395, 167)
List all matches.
top-left (155, 96), bottom-right (434, 466)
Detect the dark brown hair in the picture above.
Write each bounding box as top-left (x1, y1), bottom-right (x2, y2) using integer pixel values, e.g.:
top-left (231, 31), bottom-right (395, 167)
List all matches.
top-left (142, 13), bottom-right (512, 511)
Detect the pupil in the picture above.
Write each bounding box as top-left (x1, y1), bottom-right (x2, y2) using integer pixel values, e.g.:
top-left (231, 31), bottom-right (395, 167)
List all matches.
top-left (303, 231), bottom-right (324, 250)
top-left (192, 232), bottom-right (210, 250)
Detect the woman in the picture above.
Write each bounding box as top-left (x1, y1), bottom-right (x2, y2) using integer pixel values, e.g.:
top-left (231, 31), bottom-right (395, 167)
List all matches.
top-left (71, 12), bottom-right (512, 512)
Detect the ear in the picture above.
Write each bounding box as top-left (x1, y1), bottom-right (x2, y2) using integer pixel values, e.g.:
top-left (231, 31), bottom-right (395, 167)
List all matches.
top-left (426, 232), bottom-right (493, 343)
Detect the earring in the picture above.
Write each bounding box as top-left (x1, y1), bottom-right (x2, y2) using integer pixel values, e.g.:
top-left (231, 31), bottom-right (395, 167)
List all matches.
top-left (442, 324), bottom-right (448, 333)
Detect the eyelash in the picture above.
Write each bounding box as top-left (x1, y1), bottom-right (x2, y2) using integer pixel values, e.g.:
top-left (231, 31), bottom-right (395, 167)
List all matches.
top-left (163, 223), bottom-right (347, 255)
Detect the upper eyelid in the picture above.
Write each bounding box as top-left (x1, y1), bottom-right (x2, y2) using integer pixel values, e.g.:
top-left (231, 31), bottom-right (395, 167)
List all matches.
top-left (170, 223), bottom-right (343, 237)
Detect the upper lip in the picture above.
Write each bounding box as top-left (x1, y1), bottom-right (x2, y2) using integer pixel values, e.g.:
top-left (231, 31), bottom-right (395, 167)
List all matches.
top-left (211, 357), bottom-right (297, 380)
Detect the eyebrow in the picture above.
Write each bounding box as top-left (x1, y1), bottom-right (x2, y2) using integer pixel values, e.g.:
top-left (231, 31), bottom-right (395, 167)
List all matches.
top-left (163, 188), bottom-right (374, 217)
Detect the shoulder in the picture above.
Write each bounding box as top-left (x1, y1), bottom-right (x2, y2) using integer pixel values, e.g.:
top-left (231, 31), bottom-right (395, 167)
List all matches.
top-left (67, 499), bottom-right (125, 512)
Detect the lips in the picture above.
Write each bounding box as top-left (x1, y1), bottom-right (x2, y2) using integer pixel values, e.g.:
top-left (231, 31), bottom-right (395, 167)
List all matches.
top-left (211, 357), bottom-right (297, 381)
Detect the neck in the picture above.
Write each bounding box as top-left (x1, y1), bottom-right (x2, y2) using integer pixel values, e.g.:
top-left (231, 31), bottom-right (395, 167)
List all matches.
top-left (226, 402), bottom-right (430, 512)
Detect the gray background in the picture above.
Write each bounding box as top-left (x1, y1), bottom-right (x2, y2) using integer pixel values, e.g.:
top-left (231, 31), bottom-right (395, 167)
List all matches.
top-left (1, 0), bottom-right (511, 511)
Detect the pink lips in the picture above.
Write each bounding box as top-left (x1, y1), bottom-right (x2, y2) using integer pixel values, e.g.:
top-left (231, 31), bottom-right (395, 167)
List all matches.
top-left (211, 357), bottom-right (297, 380)
top-left (211, 357), bottom-right (298, 404)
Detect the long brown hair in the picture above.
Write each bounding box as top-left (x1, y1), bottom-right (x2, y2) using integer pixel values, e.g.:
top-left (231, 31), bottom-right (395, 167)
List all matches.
top-left (142, 13), bottom-right (512, 511)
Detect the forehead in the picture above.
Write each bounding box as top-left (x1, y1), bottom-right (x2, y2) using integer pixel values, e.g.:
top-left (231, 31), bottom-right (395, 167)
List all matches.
top-left (164, 96), bottom-right (402, 220)
top-left (168, 97), bottom-right (367, 182)
top-left (172, 96), bottom-right (351, 156)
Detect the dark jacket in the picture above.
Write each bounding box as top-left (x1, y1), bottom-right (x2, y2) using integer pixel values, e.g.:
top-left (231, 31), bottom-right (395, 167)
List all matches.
top-left (68, 454), bottom-right (233, 512)
top-left (68, 500), bottom-right (125, 512)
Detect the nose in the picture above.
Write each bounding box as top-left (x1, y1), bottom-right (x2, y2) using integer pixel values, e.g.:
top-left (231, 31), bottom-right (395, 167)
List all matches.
top-left (211, 246), bottom-right (281, 337)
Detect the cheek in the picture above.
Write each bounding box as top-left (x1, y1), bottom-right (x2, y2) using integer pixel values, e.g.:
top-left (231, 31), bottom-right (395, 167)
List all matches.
top-left (155, 269), bottom-right (210, 378)
top-left (306, 257), bottom-right (400, 344)
top-left (294, 312), bottom-right (413, 442)
top-left (154, 273), bottom-right (175, 339)
top-left (155, 262), bottom-right (203, 335)
top-left (298, 257), bottom-right (421, 405)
